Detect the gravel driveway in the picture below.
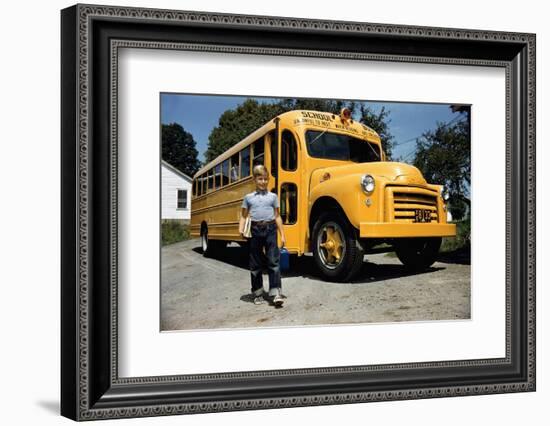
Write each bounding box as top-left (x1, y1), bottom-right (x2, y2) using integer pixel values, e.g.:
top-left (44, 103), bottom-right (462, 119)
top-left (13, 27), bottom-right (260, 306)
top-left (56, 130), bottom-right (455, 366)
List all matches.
top-left (161, 238), bottom-right (470, 331)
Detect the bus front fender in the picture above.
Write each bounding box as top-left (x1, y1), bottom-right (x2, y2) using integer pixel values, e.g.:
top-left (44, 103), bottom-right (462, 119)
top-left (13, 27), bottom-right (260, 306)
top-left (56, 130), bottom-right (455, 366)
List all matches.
top-left (308, 175), bottom-right (372, 228)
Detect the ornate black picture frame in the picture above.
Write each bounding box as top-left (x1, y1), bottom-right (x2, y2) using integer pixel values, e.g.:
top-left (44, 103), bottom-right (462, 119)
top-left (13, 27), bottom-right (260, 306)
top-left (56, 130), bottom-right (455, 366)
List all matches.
top-left (61, 4), bottom-right (536, 421)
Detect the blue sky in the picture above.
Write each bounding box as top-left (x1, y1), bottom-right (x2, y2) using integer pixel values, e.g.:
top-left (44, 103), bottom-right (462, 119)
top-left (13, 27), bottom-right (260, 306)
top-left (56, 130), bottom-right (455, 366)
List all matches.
top-left (161, 93), bottom-right (467, 163)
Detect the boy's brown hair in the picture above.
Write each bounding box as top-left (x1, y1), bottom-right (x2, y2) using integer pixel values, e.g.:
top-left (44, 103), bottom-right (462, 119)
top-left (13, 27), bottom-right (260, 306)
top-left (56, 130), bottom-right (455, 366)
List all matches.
top-left (252, 164), bottom-right (269, 178)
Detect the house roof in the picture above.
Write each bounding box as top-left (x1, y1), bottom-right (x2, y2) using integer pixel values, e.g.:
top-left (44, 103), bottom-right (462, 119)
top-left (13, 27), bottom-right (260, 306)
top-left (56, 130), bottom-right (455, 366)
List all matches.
top-left (161, 160), bottom-right (193, 183)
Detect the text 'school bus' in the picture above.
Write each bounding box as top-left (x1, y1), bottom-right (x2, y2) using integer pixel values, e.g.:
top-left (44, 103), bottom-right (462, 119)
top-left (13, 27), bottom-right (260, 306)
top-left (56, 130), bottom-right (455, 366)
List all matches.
top-left (191, 109), bottom-right (456, 282)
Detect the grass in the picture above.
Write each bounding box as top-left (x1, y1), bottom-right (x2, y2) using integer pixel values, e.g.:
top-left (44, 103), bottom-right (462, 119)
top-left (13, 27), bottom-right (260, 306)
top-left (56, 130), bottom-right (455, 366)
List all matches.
top-left (161, 221), bottom-right (191, 246)
top-left (440, 219), bottom-right (470, 253)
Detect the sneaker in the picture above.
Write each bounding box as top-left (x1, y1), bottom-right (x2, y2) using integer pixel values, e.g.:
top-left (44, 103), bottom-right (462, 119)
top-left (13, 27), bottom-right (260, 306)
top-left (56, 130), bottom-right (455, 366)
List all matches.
top-left (273, 292), bottom-right (284, 307)
top-left (253, 295), bottom-right (265, 305)
top-left (252, 289), bottom-right (266, 305)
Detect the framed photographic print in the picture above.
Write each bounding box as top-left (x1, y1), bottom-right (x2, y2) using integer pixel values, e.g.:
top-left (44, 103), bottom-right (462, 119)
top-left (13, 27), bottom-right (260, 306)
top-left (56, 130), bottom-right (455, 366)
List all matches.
top-left (159, 93), bottom-right (471, 331)
top-left (61, 3), bottom-right (536, 421)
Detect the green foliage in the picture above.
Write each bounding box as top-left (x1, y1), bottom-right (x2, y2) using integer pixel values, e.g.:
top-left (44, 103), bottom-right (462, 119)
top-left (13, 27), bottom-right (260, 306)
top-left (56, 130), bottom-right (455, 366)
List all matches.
top-left (440, 219), bottom-right (471, 253)
top-left (161, 221), bottom-right (190, 246)
top-left (449, 199), bottom-right (468, 221)
top-left (205, 100), bottom-right (286, 162)
top-left (358, 105), bottom-right (395, 160)
top-left (413, 115), bottom-right (470, 220)
top-left (162, 123), bottom-right (201, 177)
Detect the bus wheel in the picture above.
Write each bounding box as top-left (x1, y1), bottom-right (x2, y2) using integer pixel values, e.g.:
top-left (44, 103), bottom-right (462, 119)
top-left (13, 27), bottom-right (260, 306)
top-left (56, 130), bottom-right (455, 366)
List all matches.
top-left (394, 237), bottom-right (441, 271)
top-left (201, 226), bottom-right (215, 257)
top-left (201, 226), bottom-right (226, 257)
top-left (201, 227), bottom-right (209, 256)
top-left (312, 212), bottom-right (364, 282)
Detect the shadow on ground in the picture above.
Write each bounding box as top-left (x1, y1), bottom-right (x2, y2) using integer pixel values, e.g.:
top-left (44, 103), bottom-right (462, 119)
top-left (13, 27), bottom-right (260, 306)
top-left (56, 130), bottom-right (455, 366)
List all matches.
top-left (193, 243), bottom-right (445, 285)
top-left (437, 247), bottom-right (471, 265)
top-left (36, 400), bottom-right (59, 415)
top-left (239, 292), bottom-right (287, 306)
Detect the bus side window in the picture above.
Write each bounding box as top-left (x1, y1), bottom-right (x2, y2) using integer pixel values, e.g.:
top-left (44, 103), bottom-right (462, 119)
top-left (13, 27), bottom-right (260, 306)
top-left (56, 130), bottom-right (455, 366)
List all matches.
top-left (253, 138), bottom-right (264, 166)
top-left (222, 159), bottom-right (230, 186)
top-left (230, 153), bottom-right (240, 183)
top-left (240, 146), bottom-right (251, 178)
top-left (214, 164), bottom-right (222, 189)
top-left (281, 130), bottom-right (298, 171)
top-left (207, 169), bottom-right (214, 192)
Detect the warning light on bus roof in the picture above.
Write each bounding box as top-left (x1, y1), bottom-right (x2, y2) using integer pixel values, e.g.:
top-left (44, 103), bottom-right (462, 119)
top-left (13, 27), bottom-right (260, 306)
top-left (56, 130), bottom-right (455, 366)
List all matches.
top-left (340, 107), bottom-right (352, 122)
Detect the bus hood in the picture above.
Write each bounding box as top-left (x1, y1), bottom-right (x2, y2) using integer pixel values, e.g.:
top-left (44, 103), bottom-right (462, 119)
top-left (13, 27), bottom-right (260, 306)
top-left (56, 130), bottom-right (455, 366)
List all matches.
top-left (317, 161), bottom-right (427, 186)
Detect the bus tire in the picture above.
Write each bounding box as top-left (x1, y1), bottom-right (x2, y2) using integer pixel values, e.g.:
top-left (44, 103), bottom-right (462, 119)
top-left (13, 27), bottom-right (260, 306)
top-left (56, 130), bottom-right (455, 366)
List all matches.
top-left (394, 237), bottom-right (441, 271)
top-left (312, 212), bottom-right (364, 282)
top-left (201, 225), bottom-right (227, 257)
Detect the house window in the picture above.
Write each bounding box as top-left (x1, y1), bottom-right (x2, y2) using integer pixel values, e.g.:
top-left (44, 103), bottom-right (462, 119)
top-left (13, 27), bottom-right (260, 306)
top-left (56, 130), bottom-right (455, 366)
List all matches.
top-left (177, 189), bottom-right (188, 209)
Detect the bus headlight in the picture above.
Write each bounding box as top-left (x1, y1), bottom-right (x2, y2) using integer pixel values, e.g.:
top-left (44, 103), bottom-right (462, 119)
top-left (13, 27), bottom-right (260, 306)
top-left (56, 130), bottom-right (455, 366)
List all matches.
top-left (441, 186), bottom-right (450, 201)
top-left (361, 174), bottom-right (375, 194)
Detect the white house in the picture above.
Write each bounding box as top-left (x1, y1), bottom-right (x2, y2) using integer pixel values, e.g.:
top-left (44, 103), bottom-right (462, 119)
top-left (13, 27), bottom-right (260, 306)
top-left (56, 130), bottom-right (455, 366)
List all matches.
top-left (161, 160), bottom-right (193, 221)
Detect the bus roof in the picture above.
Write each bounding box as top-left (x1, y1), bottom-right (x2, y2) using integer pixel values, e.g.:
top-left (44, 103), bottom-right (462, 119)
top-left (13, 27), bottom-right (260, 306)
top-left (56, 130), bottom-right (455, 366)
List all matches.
top-left (193, 110), bottom-right (381, 178)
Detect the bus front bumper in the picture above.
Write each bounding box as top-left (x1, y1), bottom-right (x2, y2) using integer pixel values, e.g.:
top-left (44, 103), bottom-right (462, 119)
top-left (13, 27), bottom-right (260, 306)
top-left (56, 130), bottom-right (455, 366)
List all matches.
top-left (359, 222), bottom-right (456, 238)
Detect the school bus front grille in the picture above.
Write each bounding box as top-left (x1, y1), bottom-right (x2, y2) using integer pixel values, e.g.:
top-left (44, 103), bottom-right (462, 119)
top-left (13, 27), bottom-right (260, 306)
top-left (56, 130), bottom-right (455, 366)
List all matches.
top-left (386, 187), bottom-right (439, 223)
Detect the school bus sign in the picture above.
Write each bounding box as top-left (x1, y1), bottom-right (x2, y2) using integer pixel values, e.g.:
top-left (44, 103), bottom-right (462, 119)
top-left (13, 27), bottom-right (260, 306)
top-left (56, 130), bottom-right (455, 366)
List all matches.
top-left (191, 108), bottom-right (456, 281)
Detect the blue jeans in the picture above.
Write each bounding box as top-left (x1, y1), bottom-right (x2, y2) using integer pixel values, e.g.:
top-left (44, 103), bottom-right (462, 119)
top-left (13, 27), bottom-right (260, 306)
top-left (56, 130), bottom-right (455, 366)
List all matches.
top-left (249, 223), bottom-right (281, 294)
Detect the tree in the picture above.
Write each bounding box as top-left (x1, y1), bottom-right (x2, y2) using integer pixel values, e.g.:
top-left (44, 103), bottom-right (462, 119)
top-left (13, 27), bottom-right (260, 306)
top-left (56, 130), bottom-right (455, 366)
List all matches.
top-left (413, 114), bottom-right (470, 220)
top-left (205, 99), bottom-right (286, 162)
top-left (161, 123), bottom-right (201, 177)
top-left (358, 105), bottom-right (395, 159)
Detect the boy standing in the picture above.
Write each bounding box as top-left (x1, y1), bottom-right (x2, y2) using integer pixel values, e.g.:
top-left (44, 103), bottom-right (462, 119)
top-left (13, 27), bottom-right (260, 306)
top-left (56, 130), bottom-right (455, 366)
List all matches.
top-left (239, 165), bottom-right (286, 307)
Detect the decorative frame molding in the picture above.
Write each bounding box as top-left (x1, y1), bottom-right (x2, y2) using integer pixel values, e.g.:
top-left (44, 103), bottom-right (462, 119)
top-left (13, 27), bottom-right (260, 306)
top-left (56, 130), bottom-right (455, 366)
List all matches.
top-left (61, 4), bottom-right (535, 421)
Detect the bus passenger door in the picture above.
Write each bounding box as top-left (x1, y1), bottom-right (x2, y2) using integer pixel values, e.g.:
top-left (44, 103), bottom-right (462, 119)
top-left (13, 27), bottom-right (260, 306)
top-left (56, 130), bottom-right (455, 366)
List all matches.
top-left (270, 127), bottom-right (301, 254)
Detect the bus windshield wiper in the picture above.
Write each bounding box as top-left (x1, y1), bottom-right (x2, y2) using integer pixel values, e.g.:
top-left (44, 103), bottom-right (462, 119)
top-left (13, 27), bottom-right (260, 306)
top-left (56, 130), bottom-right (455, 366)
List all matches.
top-left (307, 127), bottom-right (330, 146)
top-left (365, 141), bottom-right (380, 159)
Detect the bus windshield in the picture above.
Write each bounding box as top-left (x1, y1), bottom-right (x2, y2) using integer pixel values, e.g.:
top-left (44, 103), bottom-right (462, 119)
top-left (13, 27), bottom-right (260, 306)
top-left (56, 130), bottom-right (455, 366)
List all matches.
top-left (305, 130), bottom-right (381, 163)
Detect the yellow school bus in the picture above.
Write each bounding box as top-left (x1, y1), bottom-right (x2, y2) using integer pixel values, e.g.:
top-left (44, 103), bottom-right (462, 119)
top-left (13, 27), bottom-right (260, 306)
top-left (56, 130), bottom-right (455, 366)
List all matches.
top-left (191, 109), bottom-right (456, 281)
